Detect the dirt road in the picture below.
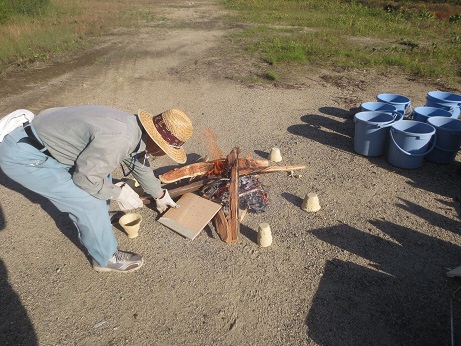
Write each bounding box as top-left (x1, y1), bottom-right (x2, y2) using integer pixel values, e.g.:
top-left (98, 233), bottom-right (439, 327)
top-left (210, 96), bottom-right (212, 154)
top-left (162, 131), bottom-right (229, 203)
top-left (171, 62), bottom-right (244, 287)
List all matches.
top-left (1, 1), bottom-right (461, 345)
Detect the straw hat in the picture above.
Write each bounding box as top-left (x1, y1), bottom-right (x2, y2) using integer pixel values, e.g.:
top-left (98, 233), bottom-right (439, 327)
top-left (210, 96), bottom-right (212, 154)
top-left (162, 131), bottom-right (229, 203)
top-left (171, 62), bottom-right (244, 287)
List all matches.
top-left (138, 108), bottom-right (193, 164)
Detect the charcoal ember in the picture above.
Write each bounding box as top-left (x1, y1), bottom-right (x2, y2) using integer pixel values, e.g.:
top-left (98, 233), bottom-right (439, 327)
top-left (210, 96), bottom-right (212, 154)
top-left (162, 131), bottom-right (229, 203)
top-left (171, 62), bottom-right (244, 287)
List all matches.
top-left (239, 188), bottom-right (270, 213)
top-left (200, 178), bottom-right (228, 199)
top-left (239, 175), bottom-right (262, 190)
top-left (201, 175), bottom-right (269, 213)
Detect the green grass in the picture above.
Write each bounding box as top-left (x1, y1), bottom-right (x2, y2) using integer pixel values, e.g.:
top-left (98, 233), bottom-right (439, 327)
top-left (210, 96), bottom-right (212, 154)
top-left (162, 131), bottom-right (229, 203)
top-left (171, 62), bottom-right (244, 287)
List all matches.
top-left (0, 0), bottom-right (151, 69)
top-left (223, 0), bottom-right (461, 87)
top-left (1, 0), bottom-right (460, 88)
top-left (0, 0), bottom-right (51, 23)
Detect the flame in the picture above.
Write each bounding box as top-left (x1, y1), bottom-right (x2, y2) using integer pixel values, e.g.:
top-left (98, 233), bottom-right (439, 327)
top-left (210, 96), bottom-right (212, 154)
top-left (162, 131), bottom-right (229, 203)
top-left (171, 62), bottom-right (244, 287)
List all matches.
top-left (209, 159), bottom-right (227, 176)
top-left (205, 157), bottom-right (269, 178)
top-left (198, 128), bottom-right (224, 160)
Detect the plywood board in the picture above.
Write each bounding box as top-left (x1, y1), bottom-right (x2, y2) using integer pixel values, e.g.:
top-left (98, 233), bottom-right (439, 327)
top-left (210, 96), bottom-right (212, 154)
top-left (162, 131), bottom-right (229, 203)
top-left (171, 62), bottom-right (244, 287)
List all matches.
top-left (158, 192), bottom-right (222, 240)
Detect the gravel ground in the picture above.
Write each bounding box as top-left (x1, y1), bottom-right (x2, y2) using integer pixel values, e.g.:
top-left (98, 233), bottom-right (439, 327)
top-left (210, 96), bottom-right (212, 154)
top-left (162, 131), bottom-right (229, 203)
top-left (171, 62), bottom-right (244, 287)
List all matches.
top-left (1, 1), bottom-right (461, 345)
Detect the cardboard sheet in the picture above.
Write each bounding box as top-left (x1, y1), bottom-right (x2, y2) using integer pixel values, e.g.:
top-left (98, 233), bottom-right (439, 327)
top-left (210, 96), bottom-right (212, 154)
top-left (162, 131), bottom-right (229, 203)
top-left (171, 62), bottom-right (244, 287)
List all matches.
top-left (158, 192), bottom-right (222, 240)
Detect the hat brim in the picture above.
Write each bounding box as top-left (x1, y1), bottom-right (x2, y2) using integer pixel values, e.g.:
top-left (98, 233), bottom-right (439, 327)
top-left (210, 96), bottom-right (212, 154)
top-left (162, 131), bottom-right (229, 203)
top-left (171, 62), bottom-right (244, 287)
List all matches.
top-left (138, 109), bottom-right (187, 164)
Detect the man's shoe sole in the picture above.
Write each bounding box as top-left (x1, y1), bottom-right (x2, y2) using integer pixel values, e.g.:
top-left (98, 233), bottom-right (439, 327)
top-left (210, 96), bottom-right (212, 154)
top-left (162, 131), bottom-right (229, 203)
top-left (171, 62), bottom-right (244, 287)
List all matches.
top-left (93, 259), bottom-right (144, 273)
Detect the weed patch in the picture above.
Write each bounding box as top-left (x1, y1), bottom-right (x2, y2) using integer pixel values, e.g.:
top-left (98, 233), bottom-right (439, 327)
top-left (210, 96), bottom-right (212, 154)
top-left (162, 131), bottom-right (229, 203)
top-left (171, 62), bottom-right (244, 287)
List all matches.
top-left (0, 0), bottom-right (150, 70)
top-left (223, 0), bottom-right (461, 87)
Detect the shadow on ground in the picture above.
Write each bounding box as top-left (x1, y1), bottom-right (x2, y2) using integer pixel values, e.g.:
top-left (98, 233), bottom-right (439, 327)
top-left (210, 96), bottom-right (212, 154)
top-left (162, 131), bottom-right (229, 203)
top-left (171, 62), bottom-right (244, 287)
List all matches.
top-left (0, 193), bottom-right (38, 345)
top-left (306, 220), bottom-right (460, 345)
top-left (288, 106), bottom-right (354, 155)
top-left (289, 106), bottom-right (461, 344)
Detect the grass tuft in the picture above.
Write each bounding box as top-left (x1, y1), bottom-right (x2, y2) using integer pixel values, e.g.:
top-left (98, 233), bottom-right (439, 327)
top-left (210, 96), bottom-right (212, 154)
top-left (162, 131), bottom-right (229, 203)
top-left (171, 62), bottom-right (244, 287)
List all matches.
top-left (263, 70), bottom-right (279, 81)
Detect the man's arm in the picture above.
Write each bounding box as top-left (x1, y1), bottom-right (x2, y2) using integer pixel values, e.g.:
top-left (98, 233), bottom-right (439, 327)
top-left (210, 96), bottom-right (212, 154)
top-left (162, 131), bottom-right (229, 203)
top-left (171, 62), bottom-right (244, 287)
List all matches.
top-left (73, 134), bottom-right (133, 200)
top-left (127, 154), bottom-right (164, 199)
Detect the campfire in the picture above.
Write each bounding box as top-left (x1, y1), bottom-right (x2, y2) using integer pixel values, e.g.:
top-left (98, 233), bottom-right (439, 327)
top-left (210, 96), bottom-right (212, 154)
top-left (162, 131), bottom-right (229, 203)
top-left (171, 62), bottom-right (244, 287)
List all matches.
top-left (154, 146), bottom-right (305, 243)
top-left (201, 175), bottom-right (270, 214)
top-left (142, 129), bottom-right (305, 243)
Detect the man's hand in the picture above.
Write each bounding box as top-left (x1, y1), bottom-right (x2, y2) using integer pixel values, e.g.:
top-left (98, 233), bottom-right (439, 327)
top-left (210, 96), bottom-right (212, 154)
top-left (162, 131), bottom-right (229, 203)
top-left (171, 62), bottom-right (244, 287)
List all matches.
top-left (114, 182), bottom-right (144, 211)
top-left (155, 190), bottom-right (178, 213)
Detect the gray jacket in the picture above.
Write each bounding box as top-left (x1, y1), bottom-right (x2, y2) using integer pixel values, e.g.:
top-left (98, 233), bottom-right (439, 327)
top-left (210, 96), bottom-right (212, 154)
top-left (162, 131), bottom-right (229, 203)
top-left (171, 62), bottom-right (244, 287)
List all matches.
top-left (33, 105), bottom-right (163, 200)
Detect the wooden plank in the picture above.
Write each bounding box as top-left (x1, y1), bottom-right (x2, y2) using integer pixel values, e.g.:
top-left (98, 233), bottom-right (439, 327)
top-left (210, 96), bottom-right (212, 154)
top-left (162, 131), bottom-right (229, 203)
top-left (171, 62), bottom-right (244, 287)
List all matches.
top-left (213, 209), bottom-right (229, 242)
top-left (158, 193), bottom-right (222, 240)
top-left (212, 209), bottom-right (247, 242)
top-left (227, 147), bottom-right (240, 243)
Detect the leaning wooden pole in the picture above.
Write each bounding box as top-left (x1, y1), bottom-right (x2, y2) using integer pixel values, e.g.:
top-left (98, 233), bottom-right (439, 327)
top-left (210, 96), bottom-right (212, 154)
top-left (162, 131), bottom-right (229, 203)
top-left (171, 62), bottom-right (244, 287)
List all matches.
top-left (226, 147), bottom-right (240, 243)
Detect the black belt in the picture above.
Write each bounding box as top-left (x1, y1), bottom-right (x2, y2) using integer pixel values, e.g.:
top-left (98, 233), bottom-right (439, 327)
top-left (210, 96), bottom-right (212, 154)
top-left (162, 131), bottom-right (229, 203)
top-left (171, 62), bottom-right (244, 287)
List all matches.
top-left (21, 122), bottom-right (51, 156)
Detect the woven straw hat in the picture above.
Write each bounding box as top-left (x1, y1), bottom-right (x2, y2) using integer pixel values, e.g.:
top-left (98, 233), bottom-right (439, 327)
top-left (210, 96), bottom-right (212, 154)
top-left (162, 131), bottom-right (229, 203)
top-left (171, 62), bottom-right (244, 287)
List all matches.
top-left (138, 108), bottom-right (193, 164)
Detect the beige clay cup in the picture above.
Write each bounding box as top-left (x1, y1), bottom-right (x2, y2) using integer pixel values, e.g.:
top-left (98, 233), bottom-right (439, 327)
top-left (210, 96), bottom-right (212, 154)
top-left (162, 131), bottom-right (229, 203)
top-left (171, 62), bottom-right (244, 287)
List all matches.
top-left (257, 223), bottom-right (273, 247)
top-left (301, 193), bottom-right (321, 212)
top-left (269, 147), bottom-right (282, 163)
top-left (119, 213), bottom-right (142, 239)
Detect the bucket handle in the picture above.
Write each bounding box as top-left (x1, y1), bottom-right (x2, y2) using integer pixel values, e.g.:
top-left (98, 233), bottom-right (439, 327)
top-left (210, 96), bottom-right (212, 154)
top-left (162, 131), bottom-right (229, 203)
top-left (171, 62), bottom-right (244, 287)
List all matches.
top-left (374, 112), bottom-right (401, 128)
top-left (379, 118), bottom-right (397, 128)
top-left (404, 103), bottom-right (413, 117)
top-left (391, 111), bottom-right (403, 122)
top-left (354, 117), bottom-right (396, 128)
top-left (389, 129), bottom-right (436, 157)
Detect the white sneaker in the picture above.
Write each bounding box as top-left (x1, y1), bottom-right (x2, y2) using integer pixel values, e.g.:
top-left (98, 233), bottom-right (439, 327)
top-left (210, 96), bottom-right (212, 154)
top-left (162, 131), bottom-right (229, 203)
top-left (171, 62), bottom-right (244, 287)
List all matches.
top-left (93, 250), bottom-right (143, 273)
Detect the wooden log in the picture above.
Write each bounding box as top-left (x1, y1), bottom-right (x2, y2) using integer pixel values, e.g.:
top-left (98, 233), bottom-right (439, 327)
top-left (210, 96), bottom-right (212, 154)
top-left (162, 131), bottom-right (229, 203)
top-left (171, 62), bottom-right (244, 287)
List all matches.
top-left (168, 178), bottom-right (219, 199)
top-left (226, 147), bottom-right (240, 243)
top-left (212, 209), bottom-right (247, 241)
top-left (240, 164), bottom-right (306, 175)
top-left (140, 178), bottom-right (219, 205)
top-left (159, 158), bottom-right (270, 183)
top-left (159, 162), bottom-right (214, 183)
top-left (160, 162), bottom-right (306, 184)
top-left (213, 209), bottom-right (230, 242)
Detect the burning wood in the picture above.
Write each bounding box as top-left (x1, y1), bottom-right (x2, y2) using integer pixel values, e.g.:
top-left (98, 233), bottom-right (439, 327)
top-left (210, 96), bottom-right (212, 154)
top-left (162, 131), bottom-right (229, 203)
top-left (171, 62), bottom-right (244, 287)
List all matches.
top-left (158, 149), bottom-right (305, 216)
top-left (154, 144), bottom-right (306, 244)
top-left (159, 158), bottom-right (270, 184)
top-left (226, 147), bottom-right (240, 243)
top-left (159, 158), bottom-right (305, 184)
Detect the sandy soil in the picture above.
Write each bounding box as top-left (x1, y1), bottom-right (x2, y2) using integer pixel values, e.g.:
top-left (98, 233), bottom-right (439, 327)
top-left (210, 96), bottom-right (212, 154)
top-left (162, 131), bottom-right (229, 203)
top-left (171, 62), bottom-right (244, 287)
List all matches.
top-left (1, 1), bottom-right (461, 345)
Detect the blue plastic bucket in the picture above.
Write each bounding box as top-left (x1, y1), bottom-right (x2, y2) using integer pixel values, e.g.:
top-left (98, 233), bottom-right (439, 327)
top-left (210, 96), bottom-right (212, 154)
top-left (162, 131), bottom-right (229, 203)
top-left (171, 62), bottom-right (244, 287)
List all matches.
top-left (425, 91), bottom-right (461, 118)
top-left (377, 93), bottom-right (412, 116)
top-left (360, 102), bottom-right (403, 122)
top-left (354, 111), bottom-right (395, 156)
top-left (387, 120), bottom-right (436, 169)
top-left (361, 102), bottom-right (397, 113)
top-left (412, 106), bottom-right (452, 123)
top-left (425, 117), bottom-right (461, 164)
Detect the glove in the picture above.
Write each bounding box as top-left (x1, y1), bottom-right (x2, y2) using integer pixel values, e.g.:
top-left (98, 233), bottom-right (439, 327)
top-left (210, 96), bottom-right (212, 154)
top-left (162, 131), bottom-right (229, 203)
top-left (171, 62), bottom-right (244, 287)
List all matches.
top-left (155, 189), bottom-right (178, 213)
top-left (114, 182), bottom-right (144, 211)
